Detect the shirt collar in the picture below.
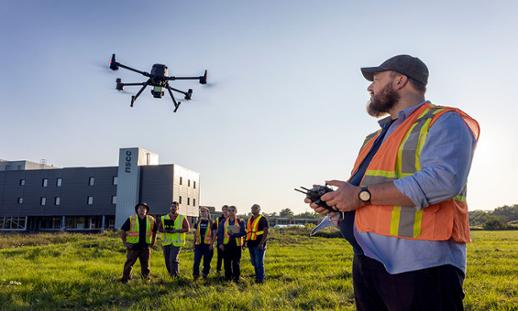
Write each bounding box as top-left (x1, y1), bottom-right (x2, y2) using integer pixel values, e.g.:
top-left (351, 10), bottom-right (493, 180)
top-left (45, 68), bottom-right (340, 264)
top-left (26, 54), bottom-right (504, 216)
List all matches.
top-left (377, 100), bottom-right (428, 128)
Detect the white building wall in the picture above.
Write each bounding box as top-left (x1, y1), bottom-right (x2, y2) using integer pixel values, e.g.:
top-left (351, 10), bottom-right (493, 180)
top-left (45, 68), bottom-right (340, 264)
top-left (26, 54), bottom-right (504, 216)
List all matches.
top-left (173, 165), bottom-right (200, 218)
top-left (115, 147), bottom-right (159, 228)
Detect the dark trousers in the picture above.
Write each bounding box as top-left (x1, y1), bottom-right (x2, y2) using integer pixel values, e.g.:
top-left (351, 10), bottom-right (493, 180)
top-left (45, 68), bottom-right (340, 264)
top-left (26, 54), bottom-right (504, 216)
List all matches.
top-left (122, 247), bottom-right (150, 281)
top-left (163, 245), bottom-right (181, 277)
top-left (223, 244), bottom-right (241, 281)
top-left (216, 245), bottom-right (224, 272)
top-left (353, 254), bottom-right (465, 311)
top-left (193, 244), bottom-right (214, 277)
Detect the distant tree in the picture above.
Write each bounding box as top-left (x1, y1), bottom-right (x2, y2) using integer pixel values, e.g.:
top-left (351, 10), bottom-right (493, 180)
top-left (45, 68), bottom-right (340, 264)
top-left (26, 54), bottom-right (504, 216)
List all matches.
top-left (469, 210), bottom-right (490, 227)
top-left (492, 205), bottom-right (518, 222)
top-left (294, 211), bottom-right (320, 219)
top-left (279, 208), bottom-right (294, 218)
top-left (483, 215), bottom-right (507, 230)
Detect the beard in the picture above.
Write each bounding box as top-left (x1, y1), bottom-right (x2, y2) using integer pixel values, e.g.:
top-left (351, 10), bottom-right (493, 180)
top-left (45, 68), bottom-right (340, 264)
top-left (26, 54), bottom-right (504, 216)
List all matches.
top-left (367, 83), bottom-right (400, 117)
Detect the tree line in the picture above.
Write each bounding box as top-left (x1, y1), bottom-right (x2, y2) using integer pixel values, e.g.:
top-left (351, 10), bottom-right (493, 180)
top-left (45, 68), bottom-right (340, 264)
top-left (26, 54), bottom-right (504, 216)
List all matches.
top-left (470, 205), bottom-right (518, 229)
top-left (267, 205), bottom-right (518, 230)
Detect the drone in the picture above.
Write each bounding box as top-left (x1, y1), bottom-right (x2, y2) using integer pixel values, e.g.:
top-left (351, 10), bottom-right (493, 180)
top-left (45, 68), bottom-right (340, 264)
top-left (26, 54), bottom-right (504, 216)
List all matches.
top-left (109, 54), bottom-right (207, 112)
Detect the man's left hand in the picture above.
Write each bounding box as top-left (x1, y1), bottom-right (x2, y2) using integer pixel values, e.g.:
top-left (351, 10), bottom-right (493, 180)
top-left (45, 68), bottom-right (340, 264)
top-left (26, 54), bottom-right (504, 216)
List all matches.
top-left (321, 180), bottom-right (363, 212)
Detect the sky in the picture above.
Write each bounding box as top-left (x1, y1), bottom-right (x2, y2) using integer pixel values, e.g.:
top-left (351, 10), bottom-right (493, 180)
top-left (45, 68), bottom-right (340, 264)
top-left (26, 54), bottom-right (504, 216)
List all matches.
top-left (1, 0), bottom-right (517, 214)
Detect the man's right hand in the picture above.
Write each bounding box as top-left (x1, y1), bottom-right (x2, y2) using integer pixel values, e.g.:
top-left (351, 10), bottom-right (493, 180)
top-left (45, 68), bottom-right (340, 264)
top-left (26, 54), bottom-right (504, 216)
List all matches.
top-left (219, 244), bottom-right (224, 251)
top-left (304, 198), bottom-right (330, 215)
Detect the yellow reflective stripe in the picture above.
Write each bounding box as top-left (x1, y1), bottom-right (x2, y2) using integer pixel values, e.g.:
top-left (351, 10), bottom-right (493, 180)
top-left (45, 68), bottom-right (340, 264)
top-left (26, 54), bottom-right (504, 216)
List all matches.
top-left (413, 210), bottom-right (423, 238)
top-left (397, 121), bottom-right (419, 175)
top-left (415, 117), bottom-right (432, 171)
top-left (364, 170), bottom-right (397, 178)
top-left (390, 207), bottom-right (401, 236)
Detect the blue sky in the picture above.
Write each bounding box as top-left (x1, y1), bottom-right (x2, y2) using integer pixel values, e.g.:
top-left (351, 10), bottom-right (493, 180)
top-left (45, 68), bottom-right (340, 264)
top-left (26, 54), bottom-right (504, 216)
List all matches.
top-left (1, 1), bottom-right (517, 213)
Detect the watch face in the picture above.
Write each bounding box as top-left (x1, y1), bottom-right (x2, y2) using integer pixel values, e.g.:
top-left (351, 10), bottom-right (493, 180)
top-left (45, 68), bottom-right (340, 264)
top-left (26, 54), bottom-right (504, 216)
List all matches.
top-left (359, 190), bottom-right (371, 202)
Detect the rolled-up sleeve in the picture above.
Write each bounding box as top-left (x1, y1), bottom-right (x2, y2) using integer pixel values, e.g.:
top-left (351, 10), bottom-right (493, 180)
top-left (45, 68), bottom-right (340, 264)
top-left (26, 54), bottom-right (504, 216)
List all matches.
top-left (393, 112), bottom-right (476, 209)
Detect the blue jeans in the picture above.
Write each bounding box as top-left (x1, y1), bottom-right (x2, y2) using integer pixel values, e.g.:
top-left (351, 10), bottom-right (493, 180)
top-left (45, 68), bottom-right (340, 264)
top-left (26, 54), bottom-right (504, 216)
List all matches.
top-left (248, 245), bottom-right (266, 282)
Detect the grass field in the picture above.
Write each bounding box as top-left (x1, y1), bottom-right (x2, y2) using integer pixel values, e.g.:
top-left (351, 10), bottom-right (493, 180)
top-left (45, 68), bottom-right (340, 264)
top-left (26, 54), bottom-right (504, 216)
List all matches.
top-left (0, 229), bottom-right (517, 310)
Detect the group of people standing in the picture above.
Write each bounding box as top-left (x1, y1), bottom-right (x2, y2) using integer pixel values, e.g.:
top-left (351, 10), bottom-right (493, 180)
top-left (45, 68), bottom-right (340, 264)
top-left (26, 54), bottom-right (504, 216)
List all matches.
top-left (120, 202), bottom-right (268, 284)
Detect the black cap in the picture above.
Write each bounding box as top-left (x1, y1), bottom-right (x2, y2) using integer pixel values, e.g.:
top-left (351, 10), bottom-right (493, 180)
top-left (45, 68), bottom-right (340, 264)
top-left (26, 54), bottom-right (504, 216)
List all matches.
top-left (361, 54), bottom-right (429, 86)
top-left (135, 202), bottom-right (150, 213)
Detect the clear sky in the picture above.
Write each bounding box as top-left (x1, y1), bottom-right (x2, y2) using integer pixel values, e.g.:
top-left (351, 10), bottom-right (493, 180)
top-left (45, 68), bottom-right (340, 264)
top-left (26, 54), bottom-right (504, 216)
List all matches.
top-left (1, 1), bottom-right (517, 214)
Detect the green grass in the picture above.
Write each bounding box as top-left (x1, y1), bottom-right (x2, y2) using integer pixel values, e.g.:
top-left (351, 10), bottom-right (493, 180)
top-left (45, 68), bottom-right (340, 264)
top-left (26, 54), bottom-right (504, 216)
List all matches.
top-left (0, 230), bottom-right (517, 310)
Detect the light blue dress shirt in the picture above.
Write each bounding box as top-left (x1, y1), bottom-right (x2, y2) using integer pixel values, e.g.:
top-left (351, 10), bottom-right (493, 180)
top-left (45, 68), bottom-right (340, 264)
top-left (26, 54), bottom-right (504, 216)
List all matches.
top-left (353, 101), bottom-right (477, 275)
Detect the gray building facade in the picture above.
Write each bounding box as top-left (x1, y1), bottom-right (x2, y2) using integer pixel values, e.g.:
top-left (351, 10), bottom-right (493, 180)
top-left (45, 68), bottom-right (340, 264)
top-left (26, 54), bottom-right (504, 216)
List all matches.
top-left (0, 147), bottom-right (200, 231)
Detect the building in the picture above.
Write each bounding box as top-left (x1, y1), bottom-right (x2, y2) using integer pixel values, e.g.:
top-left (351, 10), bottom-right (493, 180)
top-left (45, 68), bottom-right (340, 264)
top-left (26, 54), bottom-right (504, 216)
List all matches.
top-left (0, 147), bottom-right (200, 231)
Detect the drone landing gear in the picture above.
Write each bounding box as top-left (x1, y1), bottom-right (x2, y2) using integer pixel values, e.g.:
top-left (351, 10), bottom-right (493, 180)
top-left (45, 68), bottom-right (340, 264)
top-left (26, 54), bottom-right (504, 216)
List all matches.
top-left (128, 80), bottom-right (151, 107)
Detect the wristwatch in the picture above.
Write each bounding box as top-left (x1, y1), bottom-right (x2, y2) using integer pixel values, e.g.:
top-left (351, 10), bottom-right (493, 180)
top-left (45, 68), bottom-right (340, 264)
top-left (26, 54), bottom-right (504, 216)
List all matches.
top-left (358, 187), bottom-right (371, 204)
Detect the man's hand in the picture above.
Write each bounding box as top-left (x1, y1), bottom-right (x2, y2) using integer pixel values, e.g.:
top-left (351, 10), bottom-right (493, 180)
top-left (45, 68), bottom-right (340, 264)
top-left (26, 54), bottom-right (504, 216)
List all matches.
top-left (219, 244), bottom-right (224, 251)
top-left (321, 180), bottom-right (363, 212)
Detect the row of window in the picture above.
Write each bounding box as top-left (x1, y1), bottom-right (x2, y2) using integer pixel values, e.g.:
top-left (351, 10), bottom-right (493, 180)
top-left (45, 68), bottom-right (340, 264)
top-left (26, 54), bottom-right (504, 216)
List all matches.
top-left (179, 177), bottom-right (196, 189)
top-left (178, 196), bottom-right (196, 206)
top-left (18, 177), bottom-right (118, 187)
top-left (17, 196), bottom-right (117, 206)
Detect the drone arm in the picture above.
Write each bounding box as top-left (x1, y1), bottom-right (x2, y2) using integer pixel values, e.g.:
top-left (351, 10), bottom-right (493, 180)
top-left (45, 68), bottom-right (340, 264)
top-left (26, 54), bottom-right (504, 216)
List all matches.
top-left (167, 86), bottom-right (189, 96)
top-left (115, 62), bottom-right (150, 77)
top-left (119, 82), bottom-right (147, 87)
top-left (130, 80), bottom-right (150, 107)
top-left (165, 83), bottom-right (181, 112)
top-left (167, 76), bottom-right (200, 80)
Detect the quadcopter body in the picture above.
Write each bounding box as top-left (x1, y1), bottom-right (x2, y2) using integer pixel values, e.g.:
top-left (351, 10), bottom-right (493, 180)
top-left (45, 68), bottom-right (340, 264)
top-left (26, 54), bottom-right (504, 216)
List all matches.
top-left (109, 54), bottom-right (207, 112)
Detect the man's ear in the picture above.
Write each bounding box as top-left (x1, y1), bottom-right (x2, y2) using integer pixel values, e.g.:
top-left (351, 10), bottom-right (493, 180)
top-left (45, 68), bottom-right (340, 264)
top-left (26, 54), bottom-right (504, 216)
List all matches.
top-left (393, 75), bottom-right (408, 90)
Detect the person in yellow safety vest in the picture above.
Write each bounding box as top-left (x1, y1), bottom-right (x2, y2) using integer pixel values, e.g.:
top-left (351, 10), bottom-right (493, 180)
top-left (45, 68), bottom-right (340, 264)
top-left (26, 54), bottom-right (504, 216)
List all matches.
top-left (192, 206), bottom-right (217, 280)
top-left (244, 204), bottom-right (269, 283)
top-left (305, 55), bottom-right (479, 310)
top-left (120, 202), bottom-right (157, 283)
top-left (215, 205), bottom-right (229, 274)
top-left (217, 205), bottom-right (245, 282)
top-left (158, 201), bottom-right (190, 278)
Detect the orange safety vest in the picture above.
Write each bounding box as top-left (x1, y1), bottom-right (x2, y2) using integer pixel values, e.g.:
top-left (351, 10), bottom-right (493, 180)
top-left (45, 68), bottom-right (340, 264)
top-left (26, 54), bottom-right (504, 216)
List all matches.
top-left (195, 220), bottom-right (213, 245)
top-left (127, 215), bottom-right (155, 245)
top-left (246, 215), bottom-right (265, 241)
top-left (353, 102), bottom-right (480, 243)
top-left (223, 217), bottom-right (243, 246)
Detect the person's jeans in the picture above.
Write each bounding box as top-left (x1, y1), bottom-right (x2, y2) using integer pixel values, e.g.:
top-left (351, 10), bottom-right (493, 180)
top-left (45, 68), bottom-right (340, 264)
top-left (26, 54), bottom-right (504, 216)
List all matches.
top-left (248, 244), bottom-right (266, 282)
top-left (163, 245), bottom-right (181, 277)
top-left (122, 247), bottom-right (150, 281)
top-left (193, 244), bottom-right (213, 277)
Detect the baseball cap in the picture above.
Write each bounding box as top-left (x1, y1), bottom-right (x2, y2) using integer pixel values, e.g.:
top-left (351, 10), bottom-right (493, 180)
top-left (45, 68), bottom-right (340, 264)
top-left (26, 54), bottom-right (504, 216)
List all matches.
top-left (361, 54), bottom-right (429, 86)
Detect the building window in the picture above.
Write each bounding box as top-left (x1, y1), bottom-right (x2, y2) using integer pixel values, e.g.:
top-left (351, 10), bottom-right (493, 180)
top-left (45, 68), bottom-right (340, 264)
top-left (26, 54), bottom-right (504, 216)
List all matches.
top-left (17, 197), bottom-right (23, 204)
top-left (87, 196), bottom-right (94, 205)
top-left (42, 178), bottom-right (48, 187)
top-left (19, 179), bottom-right (25, 186)
top-left (40, 197), bottom-right (46, 206)
top-left (187, 198), bottom-right (190, 205)
top-left (193, 198), bottom-right (196, 206)
top-left (88, 177), bottom-right (95, 186)
top-left (188, 179), bottom-right (191, 187)
top-left (56, 178), bottom-right (62, 187)
top-left (193, 181), bottom-right (196, 189)
top-left (113, 176), bottom-right (118, 185)
top-left (179, 196), bottom-right (182, 204)
top-left (179, 177), bottom-right (183, 185)
top-left (55, 197), bottom-right (61, 206)
top-left (112, 196), bottom-right (116, 204)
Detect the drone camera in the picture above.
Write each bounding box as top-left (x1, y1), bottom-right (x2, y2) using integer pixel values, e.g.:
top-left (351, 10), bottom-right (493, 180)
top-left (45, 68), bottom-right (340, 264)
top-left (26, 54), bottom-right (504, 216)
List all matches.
top-left (151, 86), bottom-right (164, 98)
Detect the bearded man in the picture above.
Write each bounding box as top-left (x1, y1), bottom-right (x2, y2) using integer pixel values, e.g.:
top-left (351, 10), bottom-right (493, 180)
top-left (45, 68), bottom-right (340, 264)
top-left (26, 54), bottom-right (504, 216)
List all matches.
top-left (305, 55), bottom-right (479, 311)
